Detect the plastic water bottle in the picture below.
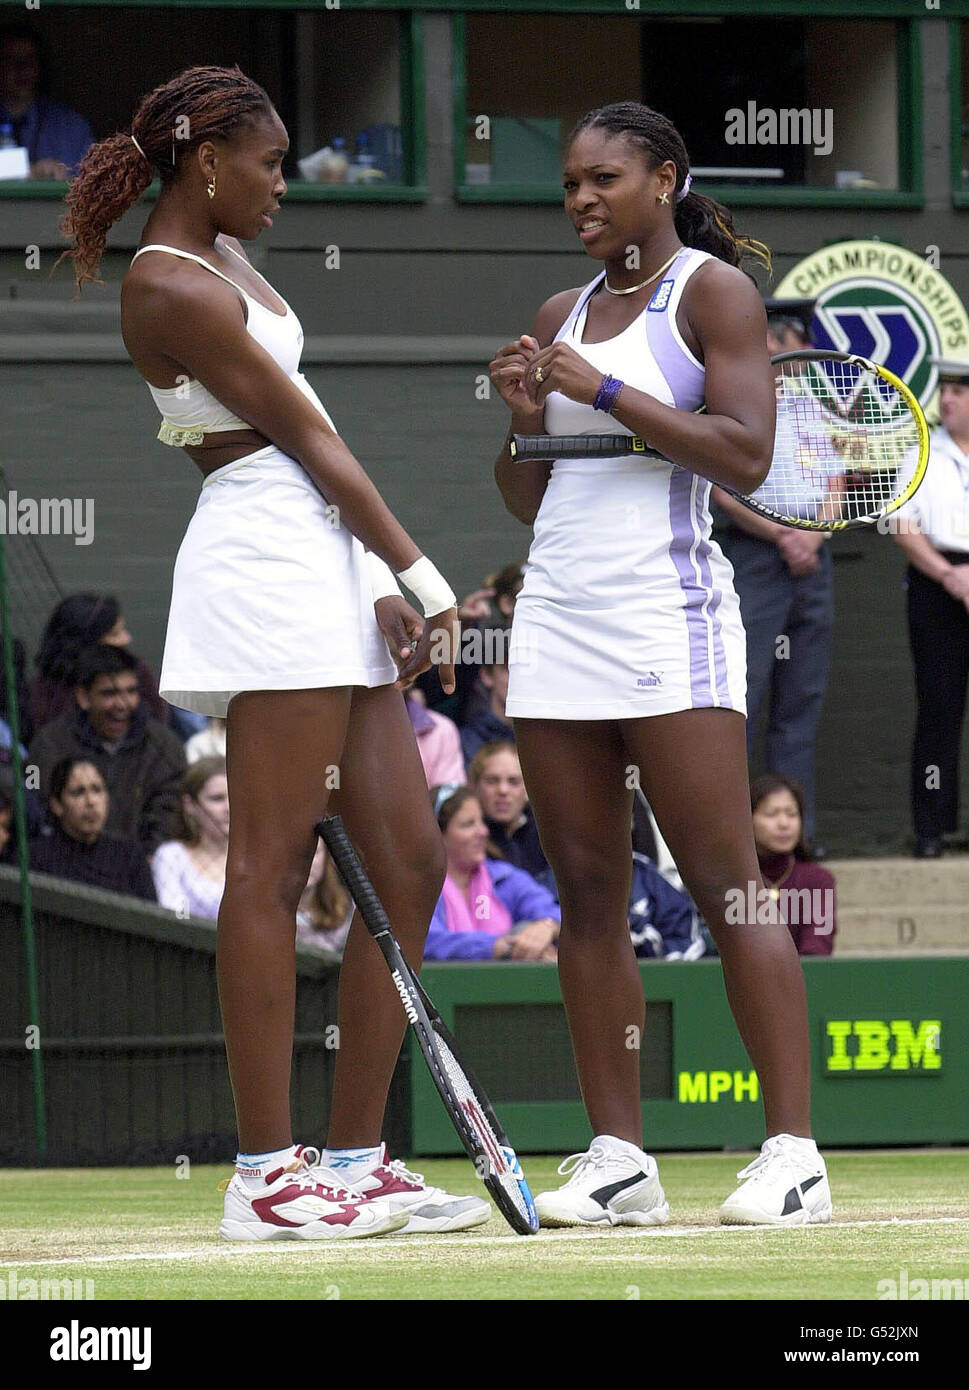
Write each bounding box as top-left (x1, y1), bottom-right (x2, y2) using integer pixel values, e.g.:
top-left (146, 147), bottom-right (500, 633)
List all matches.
top-left (349, 132), bottom-right (385, 185)
top-left (0, 124), bottom-right (16, 150)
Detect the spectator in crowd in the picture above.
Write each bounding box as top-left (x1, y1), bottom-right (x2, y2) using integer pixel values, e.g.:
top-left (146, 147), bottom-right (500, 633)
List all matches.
top-left (0, 761), bottom-right (43, 849)
top-left (459, 560), bottom-right (525, 627)
top-left (750, 774), bottom-right (835, 956)
top-left (405, 690), bottom-right (464, 787)
top-left (890, 358), bottom-right (969, 858)
top-left (713, 299), bottom-right (833, 850)
top-left (296, 838), bottom-right (354, 955)
top-left (151, 756), bottom-right (228, 918)
top-left (467, 740), bottom-right (552, 888)
top-left (30, 594), bottom-right (170, 735)
top-left (185, 715), bottom-right (226, 763)
top-left (0, 623), bottom-right (31, 744)
top-left (416, 560), bottom-right (524, 724)
top-left (458, 652), bottom-right (515, 766)
top-left (0, 654), bottom-right (46, 838)
top-left (28, 644), bottom-right (186, 856)
top-left (628, 846), bottom-right (709, 960)
top-left (0, 785), bottom-right (12, 863)
top-left (424, 785), bottom-right (560, 962)
top-left (29, 756), bottom-right (156, 900)
top-left (0, 24), bottom-right (93, 178)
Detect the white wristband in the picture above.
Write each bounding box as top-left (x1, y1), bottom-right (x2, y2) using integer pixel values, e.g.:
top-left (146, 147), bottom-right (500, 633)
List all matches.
top-left (365, 549), bottom-right (402, 603)
top-left (396, 556), bottom-right (456, 617)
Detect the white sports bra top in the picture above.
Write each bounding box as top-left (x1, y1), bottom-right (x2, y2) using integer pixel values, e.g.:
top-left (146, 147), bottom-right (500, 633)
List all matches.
top-left (129, 242), bottom-right (306, 446)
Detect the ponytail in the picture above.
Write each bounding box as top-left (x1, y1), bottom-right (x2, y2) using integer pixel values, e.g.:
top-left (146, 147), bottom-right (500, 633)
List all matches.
top-left (674, 188), bottom-right (772, 274)
top-left (54, 134), bottom-right (152, 295)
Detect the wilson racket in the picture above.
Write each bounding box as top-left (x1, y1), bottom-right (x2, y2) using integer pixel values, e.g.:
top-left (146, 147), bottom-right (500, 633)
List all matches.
top-left (509, 349), bottom-right (930, 533)
top-left (315, 814), bottom-right (539, 1236)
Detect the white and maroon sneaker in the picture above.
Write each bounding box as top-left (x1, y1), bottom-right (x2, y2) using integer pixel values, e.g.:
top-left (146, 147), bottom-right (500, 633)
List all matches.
top-left (352, 1145), bottom-right (491, 1233)
top-left (219, 1145), bottom-right (409, 1241)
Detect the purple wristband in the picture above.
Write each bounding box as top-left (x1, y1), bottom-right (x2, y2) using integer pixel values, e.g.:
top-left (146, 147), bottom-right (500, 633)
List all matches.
top-left (593, 374), bottom-right (624, 413)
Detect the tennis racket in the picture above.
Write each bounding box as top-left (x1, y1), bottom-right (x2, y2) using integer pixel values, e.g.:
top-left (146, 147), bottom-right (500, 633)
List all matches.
top-left (509, 350), bottom-right (930, 533)
top-left (315, 814), bottom-right (539, 1236)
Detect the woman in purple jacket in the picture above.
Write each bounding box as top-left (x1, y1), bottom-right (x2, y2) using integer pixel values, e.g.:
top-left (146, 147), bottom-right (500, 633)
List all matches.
top-left (750, 774), bottom-right (836, 956)
top-left (425, 785), bottom-right (560, 961)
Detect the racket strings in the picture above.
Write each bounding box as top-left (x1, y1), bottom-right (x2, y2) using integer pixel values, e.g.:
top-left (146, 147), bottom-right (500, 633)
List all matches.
top-left (432, 1026), bottom-right (534, 1225)
top-left (757, 360), bottom-right (922, 524)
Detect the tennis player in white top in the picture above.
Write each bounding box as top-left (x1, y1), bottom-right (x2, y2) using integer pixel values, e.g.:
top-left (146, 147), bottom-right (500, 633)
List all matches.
top-left (491, 102), bottom-right (831, 1227)
top-left (57, 64), bottom-right (489, 1239)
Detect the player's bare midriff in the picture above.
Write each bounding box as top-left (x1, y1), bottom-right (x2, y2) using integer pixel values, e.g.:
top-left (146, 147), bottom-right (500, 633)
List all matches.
top-left (180, 430), bottom-right (274, 480)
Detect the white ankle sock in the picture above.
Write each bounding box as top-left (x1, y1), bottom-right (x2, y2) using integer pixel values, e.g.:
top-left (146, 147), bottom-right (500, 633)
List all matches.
top-left (235, 1144), bottom-right (299, 1189)
top-left (321, 1145), bottom-right (383, 1183)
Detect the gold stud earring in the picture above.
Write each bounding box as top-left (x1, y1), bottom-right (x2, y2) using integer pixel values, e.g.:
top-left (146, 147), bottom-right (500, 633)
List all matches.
top-left (207, 176), bottom-right (216, 200)
top-left (657, 191), bottom-right (670, 206)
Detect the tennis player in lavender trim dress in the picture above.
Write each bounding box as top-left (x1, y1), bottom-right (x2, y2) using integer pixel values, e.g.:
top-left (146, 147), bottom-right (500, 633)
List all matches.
top-left (491, 102), bottom-right (832, 1229)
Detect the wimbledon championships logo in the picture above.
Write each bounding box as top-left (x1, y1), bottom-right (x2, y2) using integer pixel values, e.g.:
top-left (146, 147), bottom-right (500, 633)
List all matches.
top-left (774, 240), bottom-right (969, 423)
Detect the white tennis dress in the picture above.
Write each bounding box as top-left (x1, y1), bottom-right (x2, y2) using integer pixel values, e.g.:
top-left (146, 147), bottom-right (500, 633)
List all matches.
top-left (506, 248), bottom-right (747, 720)
top-left (129, 242), bottom-right (398, 716)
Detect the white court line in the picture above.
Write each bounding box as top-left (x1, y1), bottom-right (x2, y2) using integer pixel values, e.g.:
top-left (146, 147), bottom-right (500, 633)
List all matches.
top-left (4, 1215), bottom-right (968, 1270)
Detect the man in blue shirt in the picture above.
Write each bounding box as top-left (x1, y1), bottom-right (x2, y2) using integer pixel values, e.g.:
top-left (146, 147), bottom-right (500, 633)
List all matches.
top-left (713, 299), bottom-right (834, 851)
top-left (0, 25), bottom-right (93, 178)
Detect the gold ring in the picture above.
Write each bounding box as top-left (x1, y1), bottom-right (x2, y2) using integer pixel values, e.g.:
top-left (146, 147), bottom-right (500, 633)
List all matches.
top-left (535, 366), bottom-right (545, 383)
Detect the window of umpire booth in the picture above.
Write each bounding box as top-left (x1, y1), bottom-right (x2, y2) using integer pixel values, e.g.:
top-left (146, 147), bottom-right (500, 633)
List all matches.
top-left (0, 5), bottom-right (426, 204)
top-left (950, 19), bottom-right (969, 208)
top-left (455, 8), bottom-right (922, 210)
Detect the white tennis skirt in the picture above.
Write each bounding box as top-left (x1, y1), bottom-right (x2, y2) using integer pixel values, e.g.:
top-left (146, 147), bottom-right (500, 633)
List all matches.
top-left (159, 445), bottom-right (398, 717)
top-left (505, 461), bottom-right (748, 721)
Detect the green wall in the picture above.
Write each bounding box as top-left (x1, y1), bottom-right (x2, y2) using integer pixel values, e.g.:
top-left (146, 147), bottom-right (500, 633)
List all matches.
top-left (412, 958), bottom-right (969, 1154)
top-left (2, 12), bottom-right (969, 852)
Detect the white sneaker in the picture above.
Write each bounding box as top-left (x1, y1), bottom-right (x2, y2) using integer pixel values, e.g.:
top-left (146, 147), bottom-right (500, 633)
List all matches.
top-left (352, 1145), bottom-right (491, 1233)
top-left (219, 1145), bottom-right (409, 1240)
top-left (719, 1134), bottom-right (832, 1226)
top-left (535, 1136), bottom-right (670, 1228)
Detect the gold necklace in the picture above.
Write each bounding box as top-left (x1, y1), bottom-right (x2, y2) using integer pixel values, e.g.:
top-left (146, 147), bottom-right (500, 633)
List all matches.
top-left (604, 249), bottom-right (681, 296)
top-left (762, 854), bottom-right (796, 901)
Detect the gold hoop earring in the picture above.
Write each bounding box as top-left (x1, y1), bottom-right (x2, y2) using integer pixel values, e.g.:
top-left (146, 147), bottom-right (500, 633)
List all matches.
top-left (657, 191), bottom-right (670, 206)
top-left (207, 176), bottom-right (216, 200)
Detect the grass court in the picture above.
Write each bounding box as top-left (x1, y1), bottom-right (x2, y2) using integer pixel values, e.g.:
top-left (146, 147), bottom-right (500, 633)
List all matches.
top-left (3, 1149), bottom-right (967, 1302)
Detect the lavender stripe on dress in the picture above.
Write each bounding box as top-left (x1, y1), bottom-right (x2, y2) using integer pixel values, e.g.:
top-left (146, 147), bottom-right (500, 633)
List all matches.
top-left (642, 251), bottom-right (705, 413)
top-left (690, 479), bottom-right (731, 705)
top-left (668, 467), bottom-right (713, 705)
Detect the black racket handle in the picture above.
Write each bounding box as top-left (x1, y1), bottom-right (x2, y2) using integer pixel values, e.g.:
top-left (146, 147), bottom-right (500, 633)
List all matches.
top-left (316, 815), bottom-right (392, 942)
top-left (510, 433), bottom-right (667, 461)
top-left (316, 815), bottom-right (440, 1016)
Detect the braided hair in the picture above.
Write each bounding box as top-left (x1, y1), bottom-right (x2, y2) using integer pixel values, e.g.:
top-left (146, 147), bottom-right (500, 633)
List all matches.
top-left (54, 64), bottom-right (274, 295)
top-left (569, 102), bottom-right (771, 272)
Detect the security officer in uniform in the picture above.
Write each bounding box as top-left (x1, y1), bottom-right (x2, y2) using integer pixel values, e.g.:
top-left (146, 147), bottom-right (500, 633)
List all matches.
top-left (713, 298), bottom-right (832, 850)
top-left (892, 357), bottom-right (969, 857)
